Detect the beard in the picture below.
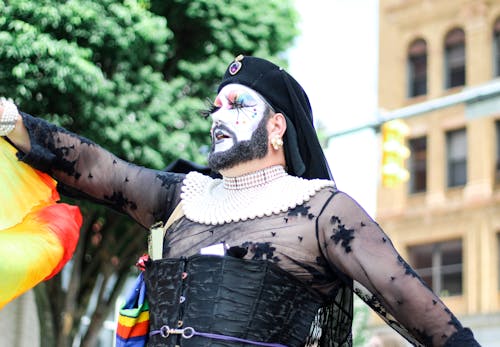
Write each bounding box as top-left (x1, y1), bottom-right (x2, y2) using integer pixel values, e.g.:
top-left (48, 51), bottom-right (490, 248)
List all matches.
top-left (208, 117), bottom-right (269, 173)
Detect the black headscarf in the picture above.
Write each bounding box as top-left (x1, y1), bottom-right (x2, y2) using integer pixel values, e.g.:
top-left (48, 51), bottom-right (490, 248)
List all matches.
top-left (218, 57), bottom-right (351, 347)
top-left (218, 55), bottom-right (333, 181)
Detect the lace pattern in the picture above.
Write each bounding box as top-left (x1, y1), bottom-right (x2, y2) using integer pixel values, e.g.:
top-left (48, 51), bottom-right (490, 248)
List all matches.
top-left (16, 112), bottom-right (479, 347)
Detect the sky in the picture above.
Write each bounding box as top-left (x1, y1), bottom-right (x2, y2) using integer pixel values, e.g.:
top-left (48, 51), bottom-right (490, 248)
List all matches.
top-left (288, 0), bottom-right (380, 215)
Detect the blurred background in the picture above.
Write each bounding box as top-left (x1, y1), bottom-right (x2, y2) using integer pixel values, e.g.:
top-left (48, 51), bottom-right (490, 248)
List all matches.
top-left (1, 0), bottom-right (500, 346)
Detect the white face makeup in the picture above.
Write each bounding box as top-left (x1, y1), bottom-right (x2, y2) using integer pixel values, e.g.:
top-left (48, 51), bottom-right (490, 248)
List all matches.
top-left (210, 84), bottom-right (268, 153)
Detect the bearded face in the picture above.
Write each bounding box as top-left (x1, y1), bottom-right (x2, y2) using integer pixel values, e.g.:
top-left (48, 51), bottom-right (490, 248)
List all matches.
top-left (207, 84), bottom-right (271, 173)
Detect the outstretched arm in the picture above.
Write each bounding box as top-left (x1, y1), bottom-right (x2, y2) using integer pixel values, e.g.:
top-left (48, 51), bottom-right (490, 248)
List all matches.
top-left (2, 101), bottom-right (184, 229)
top-left (317, 191), bottom-right (479, 347)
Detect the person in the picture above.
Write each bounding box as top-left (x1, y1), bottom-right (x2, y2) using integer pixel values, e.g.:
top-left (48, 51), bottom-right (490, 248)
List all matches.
top-left (1, 55), bottom-right (480, 347)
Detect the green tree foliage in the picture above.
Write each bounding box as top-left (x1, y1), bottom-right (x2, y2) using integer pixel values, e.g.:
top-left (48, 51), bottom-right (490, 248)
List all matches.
top-left (149, 0), bottom-right (299, 162)
top-left (0, 0), bottom-right (298, 346)
top-left (352, 296), bottom-right (370, 347)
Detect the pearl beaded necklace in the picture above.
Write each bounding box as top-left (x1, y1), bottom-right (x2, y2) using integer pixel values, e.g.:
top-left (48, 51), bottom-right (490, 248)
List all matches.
top-left (0, 98), bottom-right (20, 137)
top-left (180, 166), bottom-right (335, 225)
top-left (223, 165), bottom-right (287, 190)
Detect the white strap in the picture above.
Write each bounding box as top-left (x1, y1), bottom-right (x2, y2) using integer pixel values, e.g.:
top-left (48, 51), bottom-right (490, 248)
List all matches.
top-left (148, 204), bottom-right (184, 260)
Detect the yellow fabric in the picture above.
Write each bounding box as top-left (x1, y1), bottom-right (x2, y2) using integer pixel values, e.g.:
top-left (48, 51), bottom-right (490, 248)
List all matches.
top-left (0, 138), bottom-right (58, 230)
top-left (118, 311), bottom-right (150, 327)
top-left (0, 137), bottom-right (81, 309)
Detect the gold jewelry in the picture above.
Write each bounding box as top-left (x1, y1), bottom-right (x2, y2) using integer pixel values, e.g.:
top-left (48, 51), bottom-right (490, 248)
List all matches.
top-left (228, 54), bottom-right (244, 75)
top-left (271, 136), bottom-right (283, 150)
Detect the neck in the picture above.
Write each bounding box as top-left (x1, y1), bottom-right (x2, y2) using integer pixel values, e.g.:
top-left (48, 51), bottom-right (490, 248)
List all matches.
top-left (220, 162), bottom-right (266, 178)
top-left (219, 154), bottom-right (285, 178)
top-left (222, 165), bottom-right (287, 190)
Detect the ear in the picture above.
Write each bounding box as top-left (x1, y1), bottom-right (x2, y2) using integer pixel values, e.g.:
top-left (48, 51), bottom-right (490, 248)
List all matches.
top-left (267, 112), bottom-right (287, 139)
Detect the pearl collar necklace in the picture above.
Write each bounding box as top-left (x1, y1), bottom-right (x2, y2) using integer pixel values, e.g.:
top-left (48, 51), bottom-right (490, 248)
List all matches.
top-left (223, 165), bottom-right (288, 190)
top-left (180, 166), bottom-right (335, 225)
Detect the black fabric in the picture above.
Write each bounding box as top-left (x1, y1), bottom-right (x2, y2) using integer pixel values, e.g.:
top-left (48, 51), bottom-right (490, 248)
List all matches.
top-left (165, 158), bottom-right (219, 178)
top-left (305, 287), bottom-right (353, 347)
top-left (144, 255), bottom-right (324, 347)
top-left (16, 90), bottom-right (482, 347)
top-left (443, 328), bottom-right (481, 347)
top-left (17, 112), bottom-right (60, 173)
top-left (218, 56), bottom-right (332, 181)
top-left (17, 112), bottom-right (185, 228)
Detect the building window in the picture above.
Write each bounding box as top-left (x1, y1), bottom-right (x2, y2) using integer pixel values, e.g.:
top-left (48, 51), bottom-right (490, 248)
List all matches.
top-left (408, 239), bottom-right (463, 296)
top-left (494, 18), bottom-right (500, 77)
top-left (444, 28), bottom-right (466, 88)
top-left (408, 39), bottom-right (428, 97)
top-left (409, 136), bottom-right (427, 193)
top-left (498, 234), bottom-right (500, 290)
top-left (446, 128), bottom-right (467, 187)
top-left (496, 120), bottom-right (500, 182)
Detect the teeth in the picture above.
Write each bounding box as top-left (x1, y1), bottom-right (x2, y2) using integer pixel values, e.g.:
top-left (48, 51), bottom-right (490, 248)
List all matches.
top-left (214, 130), bottom-right (229, 140)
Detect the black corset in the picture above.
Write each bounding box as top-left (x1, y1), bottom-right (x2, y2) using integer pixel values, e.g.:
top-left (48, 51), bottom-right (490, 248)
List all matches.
top-left (144, 255), bottom-right (324, 347)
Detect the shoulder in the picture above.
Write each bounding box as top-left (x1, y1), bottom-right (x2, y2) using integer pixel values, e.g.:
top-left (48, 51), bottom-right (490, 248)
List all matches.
top-left (155, 170), bottom-right (187, 186)
top-left (305, 181), bottom-right (339, 206)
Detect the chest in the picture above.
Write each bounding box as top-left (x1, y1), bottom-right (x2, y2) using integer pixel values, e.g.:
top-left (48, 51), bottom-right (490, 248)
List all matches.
top-left (168, 206), bottom-right (318, 254)
top-left (160, 204), bottom-right (325, 284)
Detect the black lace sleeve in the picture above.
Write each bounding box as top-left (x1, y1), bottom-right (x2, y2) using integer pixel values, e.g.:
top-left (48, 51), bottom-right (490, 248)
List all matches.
top-left (317, 191), bottom-right (480, 347)
top-left (17, 112), bottom-right (184, 228)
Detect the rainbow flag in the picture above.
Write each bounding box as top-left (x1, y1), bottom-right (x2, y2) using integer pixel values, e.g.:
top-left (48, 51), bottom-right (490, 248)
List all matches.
top-left (0, 137), bottom-right (81, 309)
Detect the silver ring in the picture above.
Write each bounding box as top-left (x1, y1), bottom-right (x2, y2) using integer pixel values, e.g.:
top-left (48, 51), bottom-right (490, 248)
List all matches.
top-left (160, 325), bottom-right (170, 338)
top-left (182, 327), bottom-right (195, 339)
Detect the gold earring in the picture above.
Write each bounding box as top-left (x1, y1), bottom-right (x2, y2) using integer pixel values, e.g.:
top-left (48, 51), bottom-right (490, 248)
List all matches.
top-left (271, 136), bottom-right (283, 150)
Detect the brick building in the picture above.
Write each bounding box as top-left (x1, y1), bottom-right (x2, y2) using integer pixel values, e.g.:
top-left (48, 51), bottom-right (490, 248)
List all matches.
top-left (372, 0), bottom-right (500, 345)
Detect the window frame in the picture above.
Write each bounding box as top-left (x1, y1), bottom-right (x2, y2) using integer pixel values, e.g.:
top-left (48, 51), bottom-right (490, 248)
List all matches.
top-left (408, 136), bottom-right (427, 193)
top-left (446, 128), bottom-right (467, 188)
top-left (493, 18), bottom-right (500, 77)
top-left (498, 233), bottom-right (500, 291)
top-left (407, 38), bottom-right (428, 97)
top-left (444, 28), bottom-right (466, 89)
top-left (496, 120), bottom-right (500, 182)
top-left (408, 239), bottom-right (463, 296)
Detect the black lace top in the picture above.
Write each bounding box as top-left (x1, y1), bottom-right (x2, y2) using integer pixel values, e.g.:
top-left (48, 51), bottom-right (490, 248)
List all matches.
top-left (17, 113), bottom-right (479, 347)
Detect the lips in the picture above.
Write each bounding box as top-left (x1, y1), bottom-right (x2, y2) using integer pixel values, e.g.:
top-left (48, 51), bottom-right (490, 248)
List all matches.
top-left (213, 127), bottom-right (232, 143)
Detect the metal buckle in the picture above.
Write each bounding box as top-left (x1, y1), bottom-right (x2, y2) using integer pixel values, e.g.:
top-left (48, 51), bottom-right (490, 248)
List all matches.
top-left (182, 327), bottom-right (195, 339)
top-left (158, 325), bottom-right (195, 339)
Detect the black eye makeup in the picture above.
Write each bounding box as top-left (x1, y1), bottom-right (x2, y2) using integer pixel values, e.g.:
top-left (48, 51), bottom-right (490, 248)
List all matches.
top-left (201, 103), bottom-right (220, 118)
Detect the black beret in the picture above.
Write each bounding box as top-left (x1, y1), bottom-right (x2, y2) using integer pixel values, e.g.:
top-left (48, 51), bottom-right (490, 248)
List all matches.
top-left (218, 55), bottom-right (332, 181)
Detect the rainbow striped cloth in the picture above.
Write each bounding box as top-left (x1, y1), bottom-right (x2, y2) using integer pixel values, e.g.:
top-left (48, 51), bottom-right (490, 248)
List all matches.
top-left (0, 137), bottom-right (81, 309)
top-left (116, 272), bottom-right (149, 347)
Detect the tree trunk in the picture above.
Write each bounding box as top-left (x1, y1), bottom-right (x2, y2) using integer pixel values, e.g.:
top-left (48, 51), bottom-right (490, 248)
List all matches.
top-left (79, 221), bottom-right (144, 347)
top-left (53, 209), bottom-right (96, 347)
top-left (34, 284), bottom-right (56, 347)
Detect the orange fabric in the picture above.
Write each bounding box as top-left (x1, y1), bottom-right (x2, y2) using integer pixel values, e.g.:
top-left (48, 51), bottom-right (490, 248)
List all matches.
top-left (0, 138), bottom-right (81, 309)
top-left (117, 319), bottom-right (150, 338)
